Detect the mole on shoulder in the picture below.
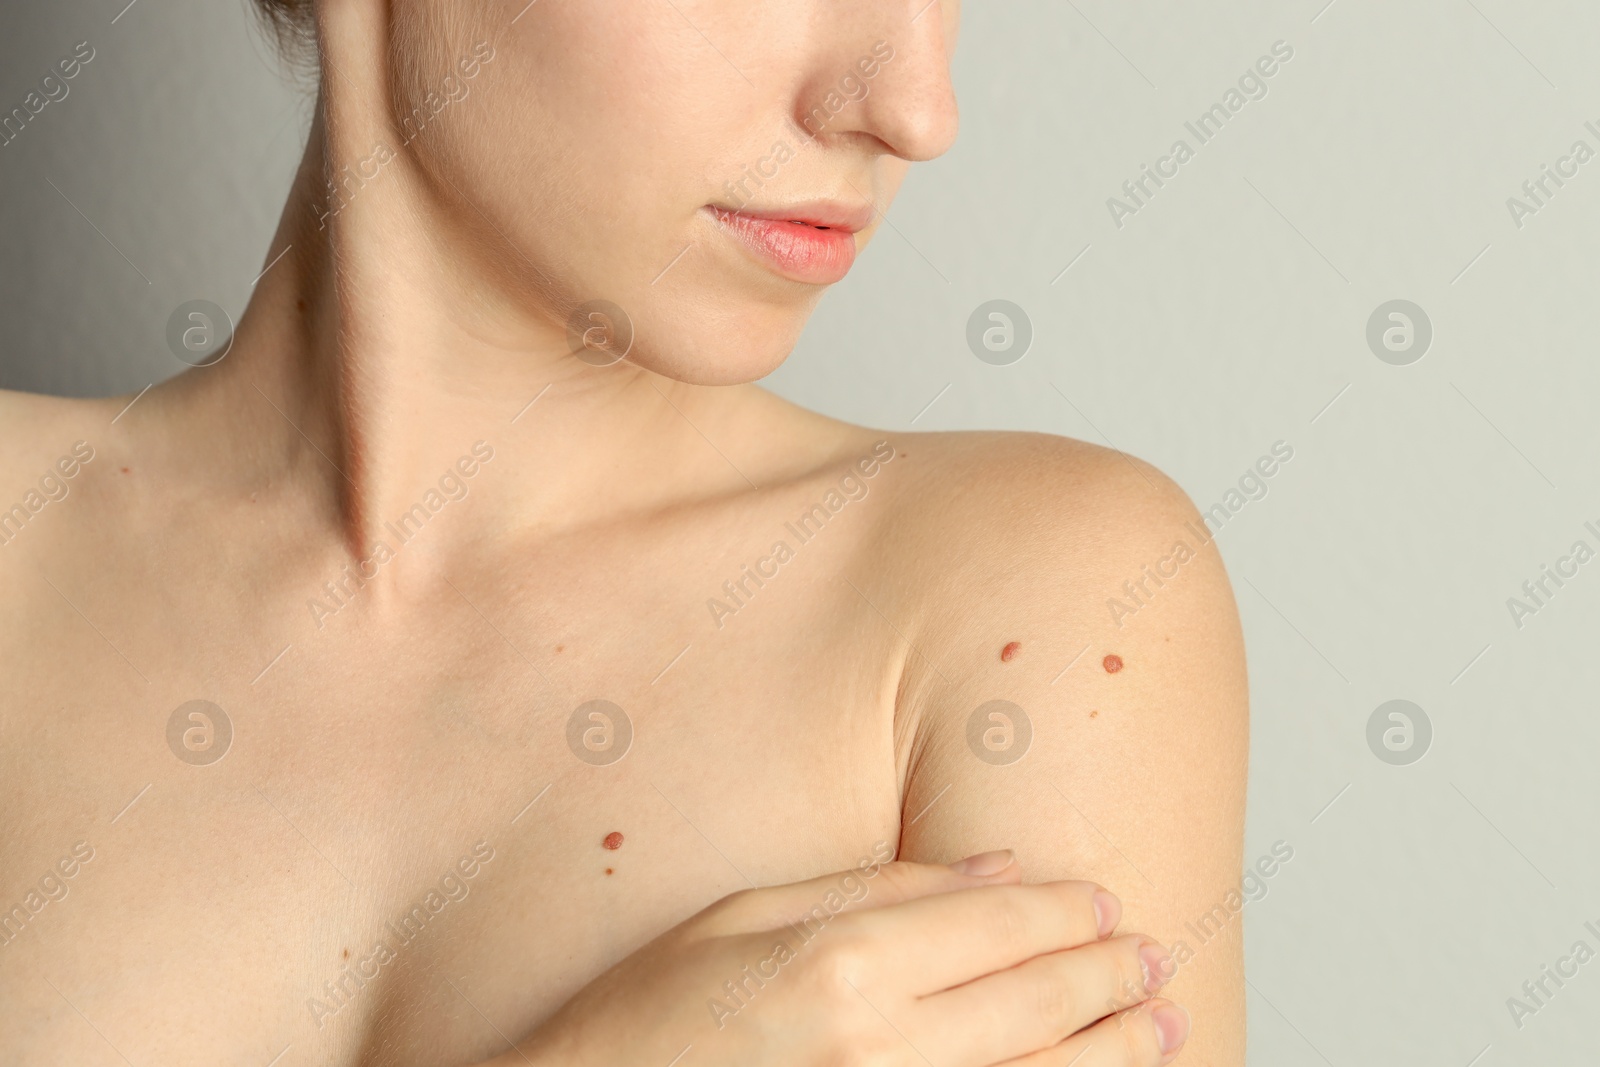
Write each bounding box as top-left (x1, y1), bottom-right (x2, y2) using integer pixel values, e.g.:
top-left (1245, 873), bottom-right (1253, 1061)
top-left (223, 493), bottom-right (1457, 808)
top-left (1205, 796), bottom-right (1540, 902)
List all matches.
top-left (604, 867), bottom-right (614, 876)
top-left (603, 831), bottom-right (624, 850)
top-left (1102, 654), bottom-right (1124, 674)
top-left (1000, 641), bottom-right (1021, 662)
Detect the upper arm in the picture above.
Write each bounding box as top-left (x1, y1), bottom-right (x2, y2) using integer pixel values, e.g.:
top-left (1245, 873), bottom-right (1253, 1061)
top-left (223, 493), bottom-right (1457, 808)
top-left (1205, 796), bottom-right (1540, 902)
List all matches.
top-left (893, 437), bottom-right (1249, 1064)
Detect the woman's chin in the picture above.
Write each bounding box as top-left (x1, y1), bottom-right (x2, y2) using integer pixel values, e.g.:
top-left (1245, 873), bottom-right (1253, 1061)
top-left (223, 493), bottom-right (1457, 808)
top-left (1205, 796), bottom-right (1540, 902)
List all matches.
top-left (621, 306), bottom-right (808, 386)
top-left (628, 343), bottom-right (795, 387)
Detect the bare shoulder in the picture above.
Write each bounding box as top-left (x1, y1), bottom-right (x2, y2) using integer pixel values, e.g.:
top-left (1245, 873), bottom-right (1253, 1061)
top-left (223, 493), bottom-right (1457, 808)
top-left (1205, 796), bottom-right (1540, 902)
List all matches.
top-left (0, 388), bottom-right (120, 472)
top-left (847, 423), bottom-right (1250, 757)
top-left (755, 418), bottom-right (1239, 642)
top-left (869, 428), bottom-right (1234, 626)
top-left (0, 388), bottom-right (123, 564)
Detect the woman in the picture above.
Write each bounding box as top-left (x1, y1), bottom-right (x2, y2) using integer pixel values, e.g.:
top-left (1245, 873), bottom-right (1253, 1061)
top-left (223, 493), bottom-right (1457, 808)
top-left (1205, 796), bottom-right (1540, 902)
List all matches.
top-left (0, 0), bottom-right (1248, 1063)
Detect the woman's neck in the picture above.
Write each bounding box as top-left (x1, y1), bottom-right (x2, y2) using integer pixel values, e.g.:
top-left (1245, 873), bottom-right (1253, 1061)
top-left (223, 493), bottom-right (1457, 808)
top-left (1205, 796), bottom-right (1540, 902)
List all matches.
top-left (189, 89), bottom-right (740, 567)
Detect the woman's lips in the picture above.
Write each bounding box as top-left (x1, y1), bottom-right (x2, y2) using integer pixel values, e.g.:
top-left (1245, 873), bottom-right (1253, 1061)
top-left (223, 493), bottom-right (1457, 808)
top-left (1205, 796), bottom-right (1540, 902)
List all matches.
top-left (705, 205), bottom-right (868, 285)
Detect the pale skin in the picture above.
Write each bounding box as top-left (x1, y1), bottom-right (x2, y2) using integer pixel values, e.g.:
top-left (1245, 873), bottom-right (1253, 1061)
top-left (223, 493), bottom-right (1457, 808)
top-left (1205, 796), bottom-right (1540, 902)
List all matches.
top-left (0, 1), bottom-right (1247, 1064)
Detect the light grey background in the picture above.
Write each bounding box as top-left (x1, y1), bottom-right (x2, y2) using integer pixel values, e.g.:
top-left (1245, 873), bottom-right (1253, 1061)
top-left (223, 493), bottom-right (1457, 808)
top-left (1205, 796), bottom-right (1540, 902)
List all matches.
top-left (5, 1), bottom-right (1598, 1062)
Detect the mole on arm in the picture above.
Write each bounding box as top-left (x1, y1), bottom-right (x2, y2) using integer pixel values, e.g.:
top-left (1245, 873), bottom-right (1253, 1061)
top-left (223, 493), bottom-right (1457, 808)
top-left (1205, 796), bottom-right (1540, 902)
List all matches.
top-left (1102, 654), bottom-right (1123, 674)
top-left (602, 831), bottom-right (623, 850)
top-left (1000, 641), bottom-right (1021, 662)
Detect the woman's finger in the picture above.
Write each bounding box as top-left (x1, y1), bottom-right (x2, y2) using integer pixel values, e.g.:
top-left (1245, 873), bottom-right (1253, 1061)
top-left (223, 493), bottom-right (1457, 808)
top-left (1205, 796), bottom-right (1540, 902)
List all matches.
top-left (912, 934), bottom-right (1171, 1065)
top-left (699, 853), bottom-right (1025, 935)
top-left (998, 998), bottom-right (1191, 1067)
top-left (837, 879), bottom-right (1119, 993)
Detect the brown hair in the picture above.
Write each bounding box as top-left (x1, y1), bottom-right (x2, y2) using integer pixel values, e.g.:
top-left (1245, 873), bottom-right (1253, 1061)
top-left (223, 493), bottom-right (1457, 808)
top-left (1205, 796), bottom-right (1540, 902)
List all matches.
top-left (252, 0), bottom-right (317, 68)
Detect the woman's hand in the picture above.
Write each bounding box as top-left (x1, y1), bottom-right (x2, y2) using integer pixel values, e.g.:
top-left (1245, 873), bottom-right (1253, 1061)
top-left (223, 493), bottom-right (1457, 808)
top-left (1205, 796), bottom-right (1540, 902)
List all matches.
top-left (481, 850), bottom-right (1189, 1066)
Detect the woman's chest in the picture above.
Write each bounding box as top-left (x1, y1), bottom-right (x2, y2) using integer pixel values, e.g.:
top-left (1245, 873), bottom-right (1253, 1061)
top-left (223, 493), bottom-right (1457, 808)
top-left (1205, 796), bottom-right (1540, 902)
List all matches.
top-left (1, 570), bottom-right (908, 1067)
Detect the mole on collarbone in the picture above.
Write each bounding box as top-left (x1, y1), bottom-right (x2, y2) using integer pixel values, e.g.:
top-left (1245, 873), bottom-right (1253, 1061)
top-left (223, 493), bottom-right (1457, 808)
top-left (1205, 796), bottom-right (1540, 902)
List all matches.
top-left (1102, 654), bottom-right (1124, 673)
top-left (1000, 641), bottom-right (1021, 662)
top-left (603, 831), bottom-right (624, 850)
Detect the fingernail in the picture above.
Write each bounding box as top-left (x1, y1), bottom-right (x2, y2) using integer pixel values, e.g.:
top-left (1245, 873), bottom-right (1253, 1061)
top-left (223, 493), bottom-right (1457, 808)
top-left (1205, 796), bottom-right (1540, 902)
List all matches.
top-left (1140, 942), bottom-right (1174, 993)
top-left (947, 849), bottom-right (1014, 876)
top-left (1152, 1002), bottom-right (1190, 1054)
top-left (1092, 890), bottom-right (1120, 938)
